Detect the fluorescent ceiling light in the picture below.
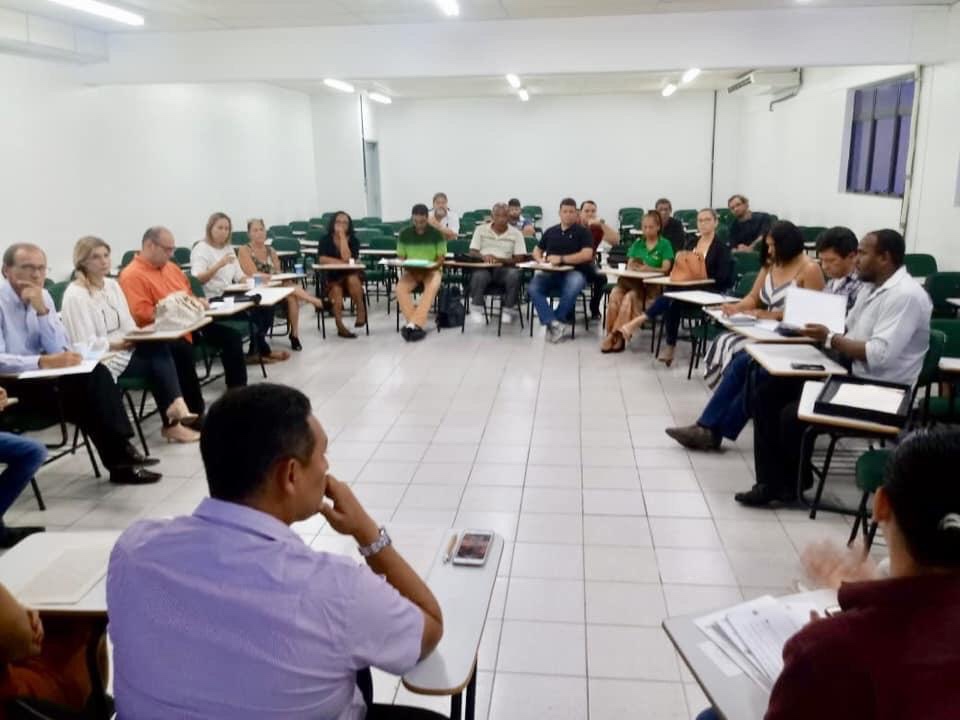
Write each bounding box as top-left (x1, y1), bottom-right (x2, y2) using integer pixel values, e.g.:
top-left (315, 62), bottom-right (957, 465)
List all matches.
top-left (518, 88), bottom-right (530, 102)
top-left (437, 0), bottom-right (460, 16)
top-left (323, 78), bottom-right (355, 94)
top-left (661, 83), bottom-right (678, 97)
top-left (506, 74), bottom-right (521, 89)
top-left (368, 92), bottom-right (392, 105)
top-left (47, 0), bottom-right (144, 26)
top-left (681, 68), bottom-right (702, 84)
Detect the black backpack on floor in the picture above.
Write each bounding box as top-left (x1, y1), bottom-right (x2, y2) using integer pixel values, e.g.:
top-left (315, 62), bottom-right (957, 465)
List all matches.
top-left (436, 286), bottom-right (465, 328)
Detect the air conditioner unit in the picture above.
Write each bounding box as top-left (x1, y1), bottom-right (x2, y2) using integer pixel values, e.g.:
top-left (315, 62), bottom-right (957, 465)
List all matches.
top-left (727, 71), bottom-right (801, 96)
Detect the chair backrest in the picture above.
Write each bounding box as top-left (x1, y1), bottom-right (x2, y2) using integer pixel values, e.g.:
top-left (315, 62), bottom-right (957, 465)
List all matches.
top-left (733, 271), bottom-right (759, 298)
top-left (905, 253), bottom-right (938, 278)
top-left (524, 237), bottom-right (538, 253)
top-left (674, 209), bottom-right (698, 226)
top-left (187, 274), bottom-right (205, 298)
top-left (231, 231), bottom-right (249, 246)
top-left (306, 228), bottom-right (328, 243)
top-left (361, 216), bottom-right (382, 225)
top-left (288, 220), bottom-right (309, 233)
top-left (374, 224), bottom-right (396, 236)
top-left (447, 239), bottom-right (470, 255)
top-left (732, 251), bottom-right (761, 277)
top-left (120, 250), bottom-right (138, 268)
top-left (923, 271), bottom-right (960, 318)
top-left (799, 225), bottom-right (827, 246)
top-left (173, 247), bottom-right (191, 267)
top-left (521, 205), bottom-right (543, 221)
top-left (268, 225), bottom-right (293, 239)
top-left (47, 280), bottom-right (69, 311)
top-left (930, 319), bottom-right (960, 361)
top-left (308, 217), bottom-right (326, 228)
top-left (917, 328), bottom-right (947, 389)
top-left (271, 237), bottom-right (301, 254)
top-left (368, 236), bottom-right (397, 251)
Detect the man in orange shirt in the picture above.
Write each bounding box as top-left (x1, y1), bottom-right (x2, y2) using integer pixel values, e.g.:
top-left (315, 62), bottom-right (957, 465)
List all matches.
top-left (120, 227), bottom-right (247, 389)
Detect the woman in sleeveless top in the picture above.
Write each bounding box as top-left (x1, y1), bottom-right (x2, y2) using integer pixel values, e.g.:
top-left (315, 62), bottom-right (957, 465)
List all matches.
top-left (237, 218), bottom-right (324, 351)
top-left (702, 221), bottom-right (825, 387)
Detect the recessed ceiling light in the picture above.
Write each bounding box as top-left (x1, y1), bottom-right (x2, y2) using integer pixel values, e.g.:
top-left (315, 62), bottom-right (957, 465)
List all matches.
top-left (681, 68), bottom-right (701, 84)
top-left (47, 0), bottom-right (144, 26)
top-left (506, 74), bottom-right (521, 89)
top-left (323, 78), bottom-right (355, 94)
top-left (368, 92), bottom-right (392, 105)
top-left (661, 83), bottom-right (678, 97)
top-left (437, 0), bottom-right (460, 16)
top-left (518, 88), bottom-right (530, 102)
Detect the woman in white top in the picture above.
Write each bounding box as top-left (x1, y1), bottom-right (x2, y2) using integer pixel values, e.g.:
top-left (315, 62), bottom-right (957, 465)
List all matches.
top-left (190, 212), bottom-right (289, 364)
top-left (61, 236), bottom-right (201, 443)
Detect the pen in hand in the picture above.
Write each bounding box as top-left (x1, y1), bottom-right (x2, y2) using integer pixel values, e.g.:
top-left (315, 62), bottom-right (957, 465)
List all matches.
top-left (442, 533), bottom-right (459, 564)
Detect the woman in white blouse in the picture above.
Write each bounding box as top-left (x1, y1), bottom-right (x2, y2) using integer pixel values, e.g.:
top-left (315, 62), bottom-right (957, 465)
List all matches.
top-left (61, 236), bottom-right (201, 443)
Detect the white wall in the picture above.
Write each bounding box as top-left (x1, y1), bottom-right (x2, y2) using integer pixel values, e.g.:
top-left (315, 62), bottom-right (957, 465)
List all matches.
top-left (376, 92), bottom-right (717, 223)
top-left (310, 94), bottom-right (367, 218)
top-left (0, 54), bottom-right (318, 279)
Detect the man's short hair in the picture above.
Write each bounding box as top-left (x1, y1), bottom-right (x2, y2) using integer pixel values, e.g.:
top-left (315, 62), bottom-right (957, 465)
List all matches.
top-left (200, 384), bottom-right (317, 503)
top-left (580, 200), bottom-right (597, 210)
top-left (816, 226), bottom-right (859, 257)
top-left (142, 226), bottom-right (167, 247)
top-left (411, 204), bottom-right (429, 217)
top-left (432, 192), bottom-right (447, 204)
top-left (491, 202), bottom-right (508, 214)
top-left (560, 197), bottom-right (577, 209)
top-left (654, 198), bottom-right (672, 210)
top-left (869, 228), bottom-right (906, 267)
top-left (508, 198), bottom-right (522, 208)
top-left (2, 243), bottom-right (44, 269)
top-left (728, 194), bottom-right (748, 206)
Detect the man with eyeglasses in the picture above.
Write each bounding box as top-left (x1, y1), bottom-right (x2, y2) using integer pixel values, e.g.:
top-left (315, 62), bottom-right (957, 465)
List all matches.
top-left (120, 227), bottom-right (247, 389)
top-left (0, 243), bottom-right (162, 486)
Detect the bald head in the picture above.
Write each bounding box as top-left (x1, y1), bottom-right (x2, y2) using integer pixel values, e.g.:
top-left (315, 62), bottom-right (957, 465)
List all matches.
top-left (140, 226), bottom-right (176, 268)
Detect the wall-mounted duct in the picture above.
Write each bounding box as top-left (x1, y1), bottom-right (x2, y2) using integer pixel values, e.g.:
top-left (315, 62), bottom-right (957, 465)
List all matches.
top-left (0, 8), bottom-right (107, 64)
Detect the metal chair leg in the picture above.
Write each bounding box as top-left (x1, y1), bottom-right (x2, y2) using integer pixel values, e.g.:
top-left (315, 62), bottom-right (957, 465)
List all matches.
top-left (123, 391), bottom-right (149, 456)
top-left (30, 478), bottom-right (45, 511)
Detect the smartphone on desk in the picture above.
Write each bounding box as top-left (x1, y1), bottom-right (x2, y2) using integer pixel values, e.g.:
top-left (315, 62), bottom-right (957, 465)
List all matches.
top-left (791, 362), bottom-right (826, 371)
top-left (451, 530), bottom-right (494, 566)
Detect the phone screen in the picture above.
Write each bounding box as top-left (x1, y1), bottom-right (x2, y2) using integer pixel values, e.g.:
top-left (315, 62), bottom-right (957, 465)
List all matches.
top-left (455, 532), bottom-right (492, 561)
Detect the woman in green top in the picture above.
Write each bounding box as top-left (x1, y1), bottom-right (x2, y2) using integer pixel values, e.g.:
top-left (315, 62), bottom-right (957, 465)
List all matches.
top-left (601, 211), bottom-right (675, 353)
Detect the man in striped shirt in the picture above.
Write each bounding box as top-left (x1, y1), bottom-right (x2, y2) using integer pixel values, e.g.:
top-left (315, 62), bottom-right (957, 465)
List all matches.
top-left (818, 226), bottom-right (866, 310)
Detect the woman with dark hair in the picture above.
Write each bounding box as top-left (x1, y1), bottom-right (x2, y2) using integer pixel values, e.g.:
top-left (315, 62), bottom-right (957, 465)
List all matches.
top-left (601, 210), bottom-right (674, 352)
top-left (317, 211), bottom-right (367, 339)
top-left (612, 209), bottom-right (733, 362)
top-left (237, 218), bottom-right (324, 351)
top-left (698, 428), bottom-right (960, 719)
top-left (701, 220), bottom-right (823, 386)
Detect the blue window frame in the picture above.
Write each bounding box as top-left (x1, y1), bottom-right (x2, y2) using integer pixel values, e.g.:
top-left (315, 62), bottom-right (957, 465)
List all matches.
top-left (846, 77), bottom-right (915, 197)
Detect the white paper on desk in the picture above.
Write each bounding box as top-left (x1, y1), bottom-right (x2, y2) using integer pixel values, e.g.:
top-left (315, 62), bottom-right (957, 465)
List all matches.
top-left (830, 383), bottom-right (905, 415)
top-left (781, 286), bottom-right (846, 334)
top-left (694, 608), bottom-right (769, 689)
top-left (16, 359), bottom-right (99, 380)
top-left (724, 596), bottom-right (806, 688)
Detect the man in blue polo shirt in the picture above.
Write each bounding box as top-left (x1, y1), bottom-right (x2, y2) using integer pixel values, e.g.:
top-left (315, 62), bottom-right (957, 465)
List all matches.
top-left (528, 198), bottom-right (595, 343)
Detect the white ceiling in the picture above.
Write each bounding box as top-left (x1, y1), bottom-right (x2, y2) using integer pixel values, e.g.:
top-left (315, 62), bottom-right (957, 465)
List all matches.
top-left (277, 69), bottom-right (751, 99)
top-left (1, 0), bottom-right (955, 32)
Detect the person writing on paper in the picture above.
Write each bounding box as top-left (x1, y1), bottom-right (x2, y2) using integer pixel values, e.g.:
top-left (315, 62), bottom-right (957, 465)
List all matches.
top-left (315, 212), bottom-right (367, 340)
top-left (61, 236), bottom-right (201, 444)
top-left (107, 384), bottom-right (443, 720)
top-left (467, 202), bottom-right (527, 325)
top-left (601, 210), bottom-right (674, 353)
top-left (0, 387), bottom-right (45, 548)
top-left (0, 579), bottom-right (110, 713)
top-left (528, 198), bottom-right (594, 343)
top-left (701, 221), bottom-right (823, 387)
top-left (191, 212), bottom-right (289, 364)
top-left (816, 226), bottom-right (865, 311)
top-left (120, 226), bottom-right (248, 389)
top-left (0, 244), bottom-right (161, 485)
top-left (611, 208), bottom-right (733, 362)
top-left (428, 192), bottom-right (459, 241)
top-left (665, 226), bottom-right (861, 453)
top-left (237, 218), bottom-right (325, 350)
top-left (396, 204), bottom-right (447, 342)
top-left (741, 229), bottom-right (931, 507)
top-left (771, 428), bottom-right (960, 719)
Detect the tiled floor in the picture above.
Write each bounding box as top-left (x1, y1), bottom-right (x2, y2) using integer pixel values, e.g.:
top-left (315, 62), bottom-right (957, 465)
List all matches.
top-left (8, 300), bottom-right (865, 719)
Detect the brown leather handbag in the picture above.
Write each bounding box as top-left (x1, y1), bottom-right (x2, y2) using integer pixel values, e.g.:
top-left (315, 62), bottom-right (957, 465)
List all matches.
top-left (669, 250), bottom-right (708, 282)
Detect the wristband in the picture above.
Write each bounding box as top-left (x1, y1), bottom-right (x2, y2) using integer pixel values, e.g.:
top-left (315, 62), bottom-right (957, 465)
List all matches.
top-left (825, 332), bottom-right (835, 350)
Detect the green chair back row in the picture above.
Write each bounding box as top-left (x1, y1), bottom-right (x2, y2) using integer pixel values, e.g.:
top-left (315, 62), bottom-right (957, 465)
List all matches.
top-left (268, 225), bottom-right (293, 240)
top-left (522, 205), bottom-right (543, 221)
top-left (732, 271), bottom-right (758, 299)
top-left (173, 247), bottom-right (191, 267)
top-left (368, 237), bottom-right (397, 251)
top-left (48, 281), bottom-right (69, 311)
top-left (924, 272), bottom-right (960, 319)
top-left (231, 231), bottom-right (248, 246)
top-left (288, 221), bottom-right (309, 235)
top-left (798, 226), bottom-right (827, 247)
top-left (120, 250), bottom-right (138, 268)
top-left (905, 253), bottom-right (938, 278)
top-left (674, 209), bottom-right (698, 226)
top-left (732, 251), bottom-right (762, 277)
top-left (271, 237), bottom-right (301, 254)
top-left (447, 239), bottom-right (470, 255)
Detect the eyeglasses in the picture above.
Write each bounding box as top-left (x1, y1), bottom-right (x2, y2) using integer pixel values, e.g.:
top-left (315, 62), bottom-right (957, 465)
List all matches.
top-left (155, 244), bottom-right (176, 254)
top-left (15, 264), bottom-right (46, 274)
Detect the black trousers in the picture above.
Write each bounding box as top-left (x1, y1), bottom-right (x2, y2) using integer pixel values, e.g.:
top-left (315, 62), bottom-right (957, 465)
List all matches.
top-left (8, 364), bottom-right (133, 470)
top-left (198, 323), bottom-right (247, 388)
top-left (249, 307), bottom-right (276, 356)
top-left (581, 263), bottom-right (606, 315)
top-left (120, 341), bottom-right (205, 422)
top-left (750, 373), bottom-right (807, 496)
top-left (357, 669), bottom-right (446, 719)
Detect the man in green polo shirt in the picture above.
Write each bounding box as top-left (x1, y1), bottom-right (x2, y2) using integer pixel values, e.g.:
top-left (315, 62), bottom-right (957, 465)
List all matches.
top-left (396, 204), bottom-right (447, 341)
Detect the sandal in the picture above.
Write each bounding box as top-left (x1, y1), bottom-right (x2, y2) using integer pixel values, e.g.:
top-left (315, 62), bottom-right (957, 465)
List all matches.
top-left (611, 330), bottom-right (626, 353)
top-left (600, 334), bottom-right (616, 353)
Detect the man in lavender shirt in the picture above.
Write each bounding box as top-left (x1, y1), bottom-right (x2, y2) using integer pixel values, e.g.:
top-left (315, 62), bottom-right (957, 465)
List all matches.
top-left (106, 384), bottom-right (444, 719)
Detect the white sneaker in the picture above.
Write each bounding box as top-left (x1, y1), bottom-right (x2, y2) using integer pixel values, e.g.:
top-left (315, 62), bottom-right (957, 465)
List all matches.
top-left (470, 308), bottom-right (485, 325)
top-left (556, 323), bottom-right (572, 342)
top-left (501, 308), bottom-right (514, 324)
top-left (547, 321), bottom-right (563, 343)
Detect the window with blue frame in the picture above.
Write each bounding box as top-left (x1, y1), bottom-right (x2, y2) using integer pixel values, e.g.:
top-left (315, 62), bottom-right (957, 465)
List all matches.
top-left (845, 77), bottom-right (915, 197)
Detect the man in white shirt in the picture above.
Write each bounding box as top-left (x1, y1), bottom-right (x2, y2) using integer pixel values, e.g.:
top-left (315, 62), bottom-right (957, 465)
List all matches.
top-left (739, 229), bottom-right (932, 507)
top-left (428, 192), bottom-right (459, 241)
top-left (467, 203), bottom-right (527, 325)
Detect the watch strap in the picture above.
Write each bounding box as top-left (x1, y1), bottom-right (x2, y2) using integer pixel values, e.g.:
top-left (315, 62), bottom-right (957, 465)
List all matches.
top-left (357, 527), bottom-right (391, 558)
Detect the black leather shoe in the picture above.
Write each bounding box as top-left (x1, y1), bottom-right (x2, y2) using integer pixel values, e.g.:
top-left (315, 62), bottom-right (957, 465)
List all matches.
top-left (400, 326), bottom-right (412, 341)
top-left (110, 467), bottom-right (162, 485)
top-left (734, 484), bottom-right (777, 507)
top-left (409, 326), bottom-right (427, 342)
top-left (289, 335), bottom-right (303, 351)
top-left (118, 444), bottom-right (160, 468)
top-left (0, 526), bottom-right (44, 549)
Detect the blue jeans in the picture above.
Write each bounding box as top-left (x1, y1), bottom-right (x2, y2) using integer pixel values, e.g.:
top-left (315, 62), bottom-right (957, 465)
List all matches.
top-left (0, 432), bottom-right (46, 527)
top-left (646, 296), bottom-right (684, 345)
top-left (528, 270), bottom-right (586, 326)
top-left (698, 352), bottom-right (771, 441)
